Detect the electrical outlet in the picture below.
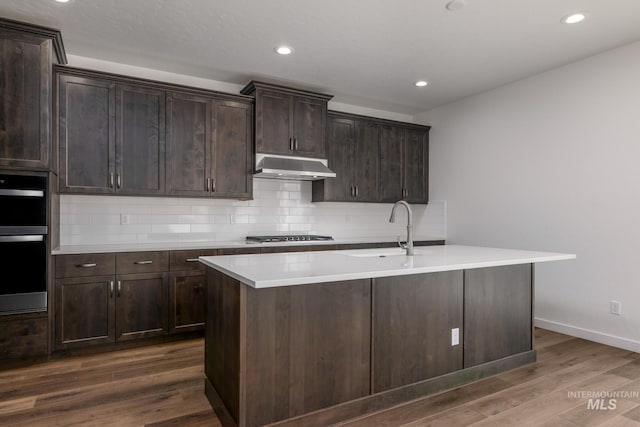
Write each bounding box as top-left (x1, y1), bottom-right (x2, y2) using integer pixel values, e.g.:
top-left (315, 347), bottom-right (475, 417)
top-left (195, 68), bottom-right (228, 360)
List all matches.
top-left (120, 214), bottom-right (131, 225)
top-left (610, 300), bottom-right (621, 316)
top-left (451, 328), bottom-right (459, 346)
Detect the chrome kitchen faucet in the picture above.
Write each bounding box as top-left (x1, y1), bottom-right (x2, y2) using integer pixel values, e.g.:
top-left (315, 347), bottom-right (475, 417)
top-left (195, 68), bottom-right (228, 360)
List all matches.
top-left (389, 200), bottom-right (414, 256)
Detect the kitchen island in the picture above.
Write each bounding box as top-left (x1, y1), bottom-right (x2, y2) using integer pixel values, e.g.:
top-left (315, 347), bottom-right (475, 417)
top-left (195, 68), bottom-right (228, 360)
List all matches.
top-left (200, 245), bottom-right (575, 427)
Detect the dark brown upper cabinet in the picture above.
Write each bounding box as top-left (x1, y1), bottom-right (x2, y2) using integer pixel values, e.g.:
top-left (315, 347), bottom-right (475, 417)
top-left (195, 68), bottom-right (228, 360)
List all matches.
top-left (166, 93), bottom-right (253, 199)
top-left (403, 128), bottom-right (429, 204)
top-left (166, 92), bottom-right (211, 197)
top-left (0, 18), bottom-right (66, 171)
top-left (378, 124), bottom-right (405, 203)
top-left (58, 74), bottom-right (116, 194)
top-left (58, 71), bottom-right (165, 195)
top-left (56, 66), bottom-right (253, 199)
top-left (313, 112), bottom-right (429, 204)
top-left (211, 100), bottom-right (253, 199)
top-left (241, 81), bottom-right (332, 158)
top-left (312, 113), bottom-right (379, 202)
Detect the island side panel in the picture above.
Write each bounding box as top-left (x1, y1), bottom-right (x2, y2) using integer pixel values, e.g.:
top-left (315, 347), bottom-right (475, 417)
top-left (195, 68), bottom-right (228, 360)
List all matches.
top-left (243, 279), bottom-right (372, 427)
top-left (463, 263), bottom-right (533, 368)
top-left (205, 268), bottom-right (241, 424)
top-left (372, 271), bottom-right (464, 393)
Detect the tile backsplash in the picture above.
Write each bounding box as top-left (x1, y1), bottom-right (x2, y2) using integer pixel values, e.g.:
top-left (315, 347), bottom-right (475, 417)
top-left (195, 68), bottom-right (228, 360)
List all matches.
top-left (60, 179), bottom-right (446, 246)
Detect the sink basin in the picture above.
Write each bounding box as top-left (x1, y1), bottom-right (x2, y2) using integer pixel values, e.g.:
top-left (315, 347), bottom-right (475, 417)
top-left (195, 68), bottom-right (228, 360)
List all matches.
top-left (342, 248), bottom-right (415, 258)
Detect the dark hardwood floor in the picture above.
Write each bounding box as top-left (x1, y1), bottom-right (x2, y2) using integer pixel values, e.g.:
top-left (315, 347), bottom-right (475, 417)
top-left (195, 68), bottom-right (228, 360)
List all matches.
top-left (1, 329), bottom-right (639, 426)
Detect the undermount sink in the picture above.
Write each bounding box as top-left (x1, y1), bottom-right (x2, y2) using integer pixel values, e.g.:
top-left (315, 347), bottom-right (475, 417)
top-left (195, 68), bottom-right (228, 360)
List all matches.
top-left (343, 248), bottom-right (422, 258)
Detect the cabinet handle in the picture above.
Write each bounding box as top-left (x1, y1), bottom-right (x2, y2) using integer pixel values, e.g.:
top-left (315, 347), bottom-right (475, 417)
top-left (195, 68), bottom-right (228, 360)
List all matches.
top-left (116, 174), bottom-right (121, 189)
top-left (186, 258), bottom-right (200, 262)
top-left (110, 281), bottom-right (114, 298)
top-left (211, 178), bottom-right (216, 192)
top-left (289, 138), bottom-right (294, 151)
top-left (206, 178), bottom-right (210, 192)
top-left (117, 280), bottom-right (121, 298)
top-left (134, 260), bottom-right (153, 265)
top-left (355, 186), bottom-right (359, 198)
top-left (194, 284), bottom-right (204, 290)
top-left (109, 172), bottom-right (114, 188)
top-left (294, 138), bottom-right (299, 151)
top-left (78, 263), bottom-right (97, 268)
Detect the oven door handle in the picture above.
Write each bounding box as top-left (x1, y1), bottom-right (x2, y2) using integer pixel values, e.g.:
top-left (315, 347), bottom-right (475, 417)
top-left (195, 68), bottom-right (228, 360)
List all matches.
top-left (0, 189), bottom-right (44, 197)
top-left (0, 235), bottom-right (44, 243)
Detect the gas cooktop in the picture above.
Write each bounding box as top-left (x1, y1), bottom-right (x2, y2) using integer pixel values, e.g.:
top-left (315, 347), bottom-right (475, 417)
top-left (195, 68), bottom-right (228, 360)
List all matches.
top-left (246, 235), bottom-right (334, 243)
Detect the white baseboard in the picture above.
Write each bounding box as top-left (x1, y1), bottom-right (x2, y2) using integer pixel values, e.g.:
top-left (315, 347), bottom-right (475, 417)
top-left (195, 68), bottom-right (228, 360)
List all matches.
top-left (535, 318), bottom-right (640, 353)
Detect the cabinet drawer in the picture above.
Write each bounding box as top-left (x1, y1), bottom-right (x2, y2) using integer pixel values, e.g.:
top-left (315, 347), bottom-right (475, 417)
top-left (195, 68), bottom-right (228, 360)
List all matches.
top-left (170, 249), bottom-right (217, 271)
top-left (55, 253), bottom-right (116, 278)
top-left (116, 251), bottom-right (169, 274)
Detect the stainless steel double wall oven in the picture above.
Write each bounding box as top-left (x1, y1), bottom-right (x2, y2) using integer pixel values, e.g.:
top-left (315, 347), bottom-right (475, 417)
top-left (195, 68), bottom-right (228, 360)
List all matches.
top-left (0, 173), bottom-right (48, 315)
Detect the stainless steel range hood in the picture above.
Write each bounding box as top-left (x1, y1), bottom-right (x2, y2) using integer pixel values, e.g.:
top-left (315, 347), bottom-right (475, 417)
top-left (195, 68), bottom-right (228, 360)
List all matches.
top-left (254, 153), bottom-right (336, 181)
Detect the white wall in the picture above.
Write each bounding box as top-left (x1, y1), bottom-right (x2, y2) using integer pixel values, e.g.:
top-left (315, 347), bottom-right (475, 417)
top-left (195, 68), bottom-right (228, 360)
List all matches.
top-left (417, 40), bottom-right (640, 352)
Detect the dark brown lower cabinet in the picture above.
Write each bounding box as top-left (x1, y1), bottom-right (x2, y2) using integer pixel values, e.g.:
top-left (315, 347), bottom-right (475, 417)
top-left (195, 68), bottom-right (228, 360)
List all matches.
top-left (169, 271), bottom-right (205, 333)
top-left (55, 270), bottom-right (169, 349)
top-left (115, 272), bottom-right (169, 341)
top-left (55, 275), bottom-right (115, 347)
top-left (0, 312), bottom-right (48, 359)
top-left (464, 264), bottom-right (533, 367)
top-left (372, 271), bottom-right (463, 392)
top-left (206, 269), bottom-right (371, 426)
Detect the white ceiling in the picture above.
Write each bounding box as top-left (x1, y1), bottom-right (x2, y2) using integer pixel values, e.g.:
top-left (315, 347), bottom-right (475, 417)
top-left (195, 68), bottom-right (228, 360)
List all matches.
top-left (2, 0), bottom-right (640, 115)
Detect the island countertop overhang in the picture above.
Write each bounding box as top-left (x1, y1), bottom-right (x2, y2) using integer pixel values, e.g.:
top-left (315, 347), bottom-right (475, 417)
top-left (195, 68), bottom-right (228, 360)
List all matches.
top-left (199, 244), bottom-right (576, 288)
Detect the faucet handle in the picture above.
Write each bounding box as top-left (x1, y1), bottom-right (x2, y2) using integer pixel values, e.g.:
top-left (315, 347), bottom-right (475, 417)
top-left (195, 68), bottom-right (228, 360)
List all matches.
top-left (397, 236), bottom-right (407, 250)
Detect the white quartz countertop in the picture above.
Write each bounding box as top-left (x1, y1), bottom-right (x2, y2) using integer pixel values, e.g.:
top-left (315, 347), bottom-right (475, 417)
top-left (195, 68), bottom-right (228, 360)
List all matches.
top-left (199, 245), bottom-right (576, 288)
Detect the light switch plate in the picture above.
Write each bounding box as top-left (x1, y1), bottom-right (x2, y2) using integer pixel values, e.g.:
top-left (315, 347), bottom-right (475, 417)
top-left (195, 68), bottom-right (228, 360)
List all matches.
top-left (451, 327), bottom-right (459, 346)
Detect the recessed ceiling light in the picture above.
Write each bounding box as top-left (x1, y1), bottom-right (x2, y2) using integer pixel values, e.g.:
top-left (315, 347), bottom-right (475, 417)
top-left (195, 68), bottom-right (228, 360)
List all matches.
top-left (563, 13), bottom-right (586, 24)
top-left (446, 0), bottom-right (466, 11)
top-left (274, 46), bottom-right (293, 55)
top-left (415, 80), bottom-right (428, 87)
top-left (55, 0), bottom-right (70, 3)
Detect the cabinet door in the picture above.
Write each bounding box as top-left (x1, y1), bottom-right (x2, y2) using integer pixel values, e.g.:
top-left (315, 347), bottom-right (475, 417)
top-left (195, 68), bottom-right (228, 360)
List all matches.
top-left (211, 100), bottom-right (253, 199)
top-left (464, 264), bottom-right (532, 367)
top-left (0, 30), bottom-right (52, 169)
top-left (378, 125), bottom-right (404, 202)
top-left (59, 75), bottom-right (116, 193)
top-left (166, 92), bottom-right (211, 196)
top-left (115, 85), bottom-right (165, 195)
top-left (372, 271), bottom-right (463, 392)
top-left (170, 271), bottom-right (205, 333)
top-left (115, 272), bottom-right (169, 341)
top-left (323, 117), bottom-right (355, 201)
top-left (404, 129), bottom-right (429, 203)
top-left (353, 120), bottom-right (380, 202)
top-left (55, 275), bottom-right (116, 349)
top-left (255, 89), bottom-right (292, 155)
top-left (292, 95), bottom-right (326, 157)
